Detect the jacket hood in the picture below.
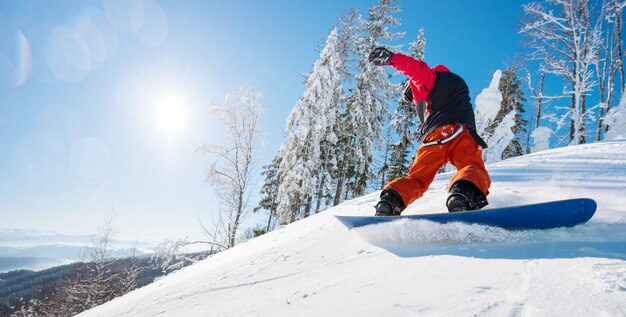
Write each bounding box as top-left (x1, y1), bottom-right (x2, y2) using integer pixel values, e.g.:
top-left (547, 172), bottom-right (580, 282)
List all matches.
top-left (433, 65), bottom-right (450, 73)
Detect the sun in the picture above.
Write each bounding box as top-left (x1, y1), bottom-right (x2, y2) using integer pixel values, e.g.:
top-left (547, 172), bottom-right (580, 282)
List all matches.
top-left (150, 87), bottom-right (189, 140)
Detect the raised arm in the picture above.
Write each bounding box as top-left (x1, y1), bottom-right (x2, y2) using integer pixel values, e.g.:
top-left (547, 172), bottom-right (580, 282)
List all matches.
top-left (389, 53), bottom-right (436, 87)
top-left (368, 47), bottom-right (436, 89)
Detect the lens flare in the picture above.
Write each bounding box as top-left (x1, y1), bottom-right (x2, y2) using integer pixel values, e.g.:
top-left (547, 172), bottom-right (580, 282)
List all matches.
top-left (0, 16), bottom-right (32, 87)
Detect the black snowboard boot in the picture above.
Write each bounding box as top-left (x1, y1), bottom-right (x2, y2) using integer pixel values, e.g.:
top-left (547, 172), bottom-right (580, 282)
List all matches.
top-left (375, 188), bottom-right (406, 216)
top-left (446, 181), bottom-right (488, 212)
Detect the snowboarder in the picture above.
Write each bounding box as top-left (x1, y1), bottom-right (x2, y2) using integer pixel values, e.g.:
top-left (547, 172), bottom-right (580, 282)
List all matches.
top-left (368, 46), bottom-right (491, 216)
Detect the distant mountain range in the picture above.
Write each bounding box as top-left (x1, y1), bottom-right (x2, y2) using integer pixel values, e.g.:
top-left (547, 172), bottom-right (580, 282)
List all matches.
top-left (0, 228), bottom-right (156, 273)
top-left (0, 228), bottom-right (93, 245)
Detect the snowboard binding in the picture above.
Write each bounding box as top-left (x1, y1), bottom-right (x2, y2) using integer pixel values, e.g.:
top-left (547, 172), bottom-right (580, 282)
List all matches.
top-left (446, 180), bottom-right (488, 212)
top-left (375, 188), bottom-right (406, 216)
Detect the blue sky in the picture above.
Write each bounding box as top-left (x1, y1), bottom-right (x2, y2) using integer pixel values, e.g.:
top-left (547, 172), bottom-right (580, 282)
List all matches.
top-left (0, 0), bottom-right (525, 242)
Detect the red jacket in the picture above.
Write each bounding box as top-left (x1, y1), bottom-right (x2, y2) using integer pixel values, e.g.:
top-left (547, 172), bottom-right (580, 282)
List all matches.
top-left (390, 53), bottom-right (450, 102)
top-left (389, 53), bottom-right (487, 148)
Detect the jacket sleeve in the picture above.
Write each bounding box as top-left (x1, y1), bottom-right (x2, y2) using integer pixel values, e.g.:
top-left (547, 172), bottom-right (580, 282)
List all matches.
top-left (389, 53), bottom-right (435, 87)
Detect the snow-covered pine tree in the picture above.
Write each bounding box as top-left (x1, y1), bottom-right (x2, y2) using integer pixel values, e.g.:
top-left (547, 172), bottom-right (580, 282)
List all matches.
top-left (331, 9), bottom-right (359, 206)
top-left (256, 155), bottom-right (281, 230)
top-left (476, 70), bottom-right (518, 163)
top-left (486, 114), bottom-right (517, 164)
top-left (497, 66), bottom-right (528, 159)
top-left (339, 0), bottom-right (402, 199)
top-left (276, 27), bottom-right (346, 223)
top-left (476, 70), bottom-right (504, 140)
top-left (521, 0), bottom-right (603, 145)
top-left (312, 13), bottom-right (358, 213)
top-left (387, 28), bottom-right (425, 182)
top-left (409, 28), bottom-right (426, 61)
top-left (377, 123), bottom-right (394, 189)
top-left (336, 8), bottom-right (360, 82)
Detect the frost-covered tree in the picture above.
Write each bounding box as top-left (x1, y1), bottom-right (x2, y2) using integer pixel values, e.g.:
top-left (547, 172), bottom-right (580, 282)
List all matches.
top-left (476, 70), bottom-right (504, 138)
top-left (9, 214), bottom-right (157, 316)
top-left (198, 85), bottom-right (264, 248)
top-left (521, 0), bottom-right (603, 145)
top-left (65, 213), bottom-right (120, 311)
top-left (313, 21), bottom-right (355, 213)
top-left (376, 122), bottom-right (399, 190)
top-left (338, 0), bottom-right (402, 199)
top-left (475, 70), bottom-right (517, 163)
top-left (256, 155), bottom-right (281, 232)
top-left (498, 66), bottom-right (528, 159)
top-left (52, 214), bottom-right (145, 314)
top-left (477, 68), bottom-right (526, 162)
top-left (336, 8), bottom-right (360, 81)
top-left (596, 0), bottom-right (626, 140)
top-left (276, 27), bottom-right (346, 223)
top-left (605, 94), bottom-right (626, 139)
top-left (150, 239), bottom-right (208, 276)
top-left (521, 66), bottom-right (562, 153)
top-left (330, 10), bottom-right (360, 206)
top-left (409, 28), bottom-right (426, 61)
top-left (486, 112), bottom-right (517, 163)
top-left (610, 0), bottom-right (626, 93)
top-left (387, 28), bottom-right (425, 181)
top-left (523, 68), bottom-right (547, 132)
top-left (532, 126), bottom-right (554, 152)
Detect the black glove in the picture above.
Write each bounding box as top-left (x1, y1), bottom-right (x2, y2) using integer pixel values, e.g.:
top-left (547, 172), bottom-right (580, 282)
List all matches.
top-left (368, 47), bottom-right (393, 66)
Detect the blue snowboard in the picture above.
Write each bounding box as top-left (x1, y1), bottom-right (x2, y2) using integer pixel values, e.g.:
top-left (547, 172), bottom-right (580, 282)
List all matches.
top-left (335, 198), bottom-right (597, 230)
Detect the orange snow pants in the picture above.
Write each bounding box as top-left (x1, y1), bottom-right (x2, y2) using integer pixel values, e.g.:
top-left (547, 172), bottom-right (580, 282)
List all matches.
top-left (385, 124), bottom-right (491, 207)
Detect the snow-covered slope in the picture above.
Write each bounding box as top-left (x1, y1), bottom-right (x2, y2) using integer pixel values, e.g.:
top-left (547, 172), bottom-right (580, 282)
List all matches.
top-left (81, 141), bottom-right (626, 316)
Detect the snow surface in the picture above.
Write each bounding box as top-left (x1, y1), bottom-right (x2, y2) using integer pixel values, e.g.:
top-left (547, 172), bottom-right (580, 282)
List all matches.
top-left (81, 141), bottom-right (626, 317)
